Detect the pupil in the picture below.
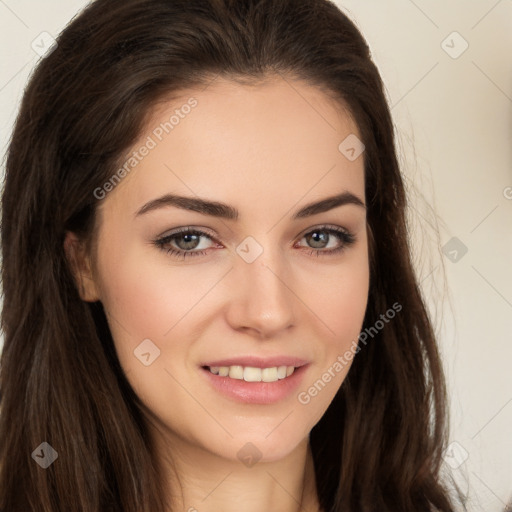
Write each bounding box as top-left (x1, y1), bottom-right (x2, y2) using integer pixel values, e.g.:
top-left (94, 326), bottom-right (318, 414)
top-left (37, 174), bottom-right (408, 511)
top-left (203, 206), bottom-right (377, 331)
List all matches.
top-left (179, 234), bottom-right (199, 249)
top-left (309, 231), bottom-right (327, 248)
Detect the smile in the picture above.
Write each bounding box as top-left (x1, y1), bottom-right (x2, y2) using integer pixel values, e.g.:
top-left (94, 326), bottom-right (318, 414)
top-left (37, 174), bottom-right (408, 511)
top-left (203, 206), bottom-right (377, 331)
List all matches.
top-left (205, 365), bottom-right (296, 382)
top-left (200, 363), bottom-right (310, 404)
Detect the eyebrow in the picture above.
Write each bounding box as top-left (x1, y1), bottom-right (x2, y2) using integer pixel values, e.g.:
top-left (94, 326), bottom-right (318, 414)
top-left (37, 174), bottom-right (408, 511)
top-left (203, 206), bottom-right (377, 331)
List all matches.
top-left (135, 191), bottom-right (366, 220)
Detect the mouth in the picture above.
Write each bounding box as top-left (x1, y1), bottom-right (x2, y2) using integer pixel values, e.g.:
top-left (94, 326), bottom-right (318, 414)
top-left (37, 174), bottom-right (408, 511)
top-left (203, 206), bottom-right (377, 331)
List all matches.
top-left (199, 358), bottom-right (310, 404)
top-left (202, 364), bottom-right (298, 382)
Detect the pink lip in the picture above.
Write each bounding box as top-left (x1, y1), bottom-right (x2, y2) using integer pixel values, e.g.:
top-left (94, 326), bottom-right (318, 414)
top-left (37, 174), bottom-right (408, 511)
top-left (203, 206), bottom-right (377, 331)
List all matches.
top-left (200, 363), bottom-right (310, 405)
top-left (200, 356), bottom-right (309, 368)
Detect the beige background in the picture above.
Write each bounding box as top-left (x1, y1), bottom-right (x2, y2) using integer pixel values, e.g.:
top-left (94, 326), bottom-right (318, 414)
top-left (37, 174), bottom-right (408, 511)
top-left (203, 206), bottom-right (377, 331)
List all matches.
top-left (0, 1), bottom-right (511, 510)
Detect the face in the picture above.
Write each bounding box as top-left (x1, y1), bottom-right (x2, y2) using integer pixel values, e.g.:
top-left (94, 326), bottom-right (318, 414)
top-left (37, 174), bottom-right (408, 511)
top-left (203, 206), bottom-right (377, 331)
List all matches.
top-left (76, 76), bottom-right (369, 464)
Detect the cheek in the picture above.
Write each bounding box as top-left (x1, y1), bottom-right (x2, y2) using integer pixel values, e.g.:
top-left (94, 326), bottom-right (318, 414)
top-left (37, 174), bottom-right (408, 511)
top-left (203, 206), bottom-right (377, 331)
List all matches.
top-left (96, 242), bottom-right (209, 339)
top-left (302, 249), bottom-right (369, 346)
top-left (296, 247), bottom-right (369, 395)
top-left (93, 244), bottom-right (217, 415)
top-left (292, 254), bottom-right (368, 417)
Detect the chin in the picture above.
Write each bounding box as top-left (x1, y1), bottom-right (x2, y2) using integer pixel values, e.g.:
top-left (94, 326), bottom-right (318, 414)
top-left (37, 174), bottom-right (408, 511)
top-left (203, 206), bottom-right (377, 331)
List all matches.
top-left (216, 429), bottom-right (308, 464)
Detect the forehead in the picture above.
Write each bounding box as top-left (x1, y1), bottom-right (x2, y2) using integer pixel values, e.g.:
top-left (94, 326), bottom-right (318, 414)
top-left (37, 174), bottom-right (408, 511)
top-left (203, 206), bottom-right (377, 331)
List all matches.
top-left (99, 76), bottom-right (365, 220)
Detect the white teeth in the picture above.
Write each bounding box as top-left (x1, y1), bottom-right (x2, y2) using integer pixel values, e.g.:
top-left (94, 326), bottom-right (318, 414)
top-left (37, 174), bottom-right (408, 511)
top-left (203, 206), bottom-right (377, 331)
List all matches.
top-left (207, 364), bottom-right (296, 382)
top-left (261, 367), bottom-right (277, 382)
top-left (228, 365), bottom-right (244, 380)
top-left (244, 366), bottom-right (263, 382)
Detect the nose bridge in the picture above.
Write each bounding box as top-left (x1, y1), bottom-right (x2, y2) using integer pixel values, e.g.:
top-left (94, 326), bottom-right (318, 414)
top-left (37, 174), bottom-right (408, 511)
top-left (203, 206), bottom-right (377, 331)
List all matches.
top-left (227, 237), bottom-right (296, 336)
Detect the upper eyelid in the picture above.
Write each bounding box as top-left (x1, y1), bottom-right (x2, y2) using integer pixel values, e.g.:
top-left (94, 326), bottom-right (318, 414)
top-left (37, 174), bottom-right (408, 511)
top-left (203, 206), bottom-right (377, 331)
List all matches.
top-left (158, 223), bottom-right (350, 235)
top-left (157, 226), bottom-right (218, 243)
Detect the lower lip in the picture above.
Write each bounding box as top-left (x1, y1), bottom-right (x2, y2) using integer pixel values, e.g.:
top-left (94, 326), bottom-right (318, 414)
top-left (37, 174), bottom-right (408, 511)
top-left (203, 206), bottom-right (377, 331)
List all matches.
top-left (200, 364), bottom-right (309, 405)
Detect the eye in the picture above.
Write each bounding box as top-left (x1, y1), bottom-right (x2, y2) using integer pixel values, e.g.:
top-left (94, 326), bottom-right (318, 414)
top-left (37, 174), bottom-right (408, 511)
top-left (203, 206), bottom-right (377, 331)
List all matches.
top-left (154, 227), bottom-right (217, 260)
top-left (296, 225), bottom-right (356, 257)
top-left (153, 225), bottom-right (356, 260)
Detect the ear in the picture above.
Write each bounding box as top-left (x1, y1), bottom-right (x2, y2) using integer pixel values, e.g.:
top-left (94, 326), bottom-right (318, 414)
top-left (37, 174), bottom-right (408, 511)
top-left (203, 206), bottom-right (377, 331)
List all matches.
top-left (63, 231), bottom-right (101, 302)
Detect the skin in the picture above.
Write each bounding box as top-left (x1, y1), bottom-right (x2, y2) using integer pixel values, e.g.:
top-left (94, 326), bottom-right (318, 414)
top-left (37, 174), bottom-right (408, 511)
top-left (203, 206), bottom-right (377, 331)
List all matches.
top-left (66, 75), bottom-right (369, 512)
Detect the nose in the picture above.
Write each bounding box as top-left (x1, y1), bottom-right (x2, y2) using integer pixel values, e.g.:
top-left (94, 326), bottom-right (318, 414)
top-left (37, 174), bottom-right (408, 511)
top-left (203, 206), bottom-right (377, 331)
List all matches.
top-left (225, 247), bottom-right (297, 339)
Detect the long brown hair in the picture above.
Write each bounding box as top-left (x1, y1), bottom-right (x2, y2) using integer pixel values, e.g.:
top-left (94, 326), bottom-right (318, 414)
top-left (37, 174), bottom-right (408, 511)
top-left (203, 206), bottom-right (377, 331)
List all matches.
top-left (0, 0), bottom-right (464, 510)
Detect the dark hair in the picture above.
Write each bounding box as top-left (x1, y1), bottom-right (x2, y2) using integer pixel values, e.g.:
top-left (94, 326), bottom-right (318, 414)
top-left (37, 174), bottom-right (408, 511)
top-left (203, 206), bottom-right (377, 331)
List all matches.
top-left (0, 0), bottom-right (465, 510)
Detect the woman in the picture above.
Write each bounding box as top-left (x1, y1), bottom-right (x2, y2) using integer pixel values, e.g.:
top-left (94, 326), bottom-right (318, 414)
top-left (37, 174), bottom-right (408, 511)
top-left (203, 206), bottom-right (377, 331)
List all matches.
top-left (0, 0), bottom-right (465, 510)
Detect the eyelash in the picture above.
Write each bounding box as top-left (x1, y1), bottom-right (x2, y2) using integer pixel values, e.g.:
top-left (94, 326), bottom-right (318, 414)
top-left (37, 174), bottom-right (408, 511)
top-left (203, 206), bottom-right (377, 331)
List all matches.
top-left (153, 225), bottom-right (356, 260)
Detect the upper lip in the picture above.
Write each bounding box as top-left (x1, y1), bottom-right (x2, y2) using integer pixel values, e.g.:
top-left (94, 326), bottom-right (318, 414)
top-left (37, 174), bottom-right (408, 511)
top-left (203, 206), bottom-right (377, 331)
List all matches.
top-left (201, 356), bottom-right (309, 368)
